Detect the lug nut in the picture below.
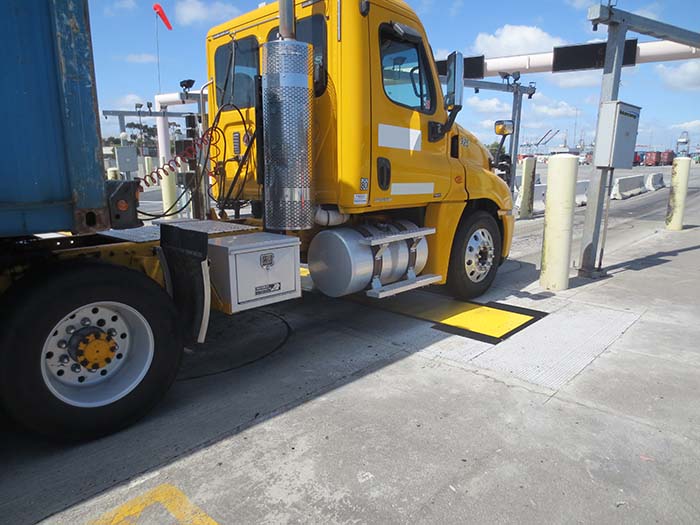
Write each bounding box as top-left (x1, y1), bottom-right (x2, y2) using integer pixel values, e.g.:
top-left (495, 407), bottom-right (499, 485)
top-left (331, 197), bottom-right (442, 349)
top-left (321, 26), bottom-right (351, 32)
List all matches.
top-left (59, 354), bottom-right (70, 364)
top-left (57, 340), bottom-right (68, 349)
top-left (66, 326), bottom-right (76, 334)
top-left (71, 364), bottom-right (81, 373)
top-left (107, 328), bottom-right (117, 337)
top-left (81, 318), bottom-right (91, 326)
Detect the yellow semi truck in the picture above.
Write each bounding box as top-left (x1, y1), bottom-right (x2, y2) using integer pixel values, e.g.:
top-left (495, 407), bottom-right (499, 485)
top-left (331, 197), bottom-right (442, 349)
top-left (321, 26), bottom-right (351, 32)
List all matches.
top-left (0, 0), bottom-right (513, 438)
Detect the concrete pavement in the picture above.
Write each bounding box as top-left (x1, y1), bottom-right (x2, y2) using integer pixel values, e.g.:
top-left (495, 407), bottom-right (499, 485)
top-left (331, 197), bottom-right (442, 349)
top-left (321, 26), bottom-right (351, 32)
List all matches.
top-left (1, 169), bottom-right (699, 524)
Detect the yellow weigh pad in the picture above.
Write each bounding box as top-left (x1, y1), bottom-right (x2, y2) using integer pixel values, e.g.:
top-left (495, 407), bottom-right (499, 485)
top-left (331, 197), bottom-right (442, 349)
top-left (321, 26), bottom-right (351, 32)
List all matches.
top-left (355, 290), bottom-right (546, 343)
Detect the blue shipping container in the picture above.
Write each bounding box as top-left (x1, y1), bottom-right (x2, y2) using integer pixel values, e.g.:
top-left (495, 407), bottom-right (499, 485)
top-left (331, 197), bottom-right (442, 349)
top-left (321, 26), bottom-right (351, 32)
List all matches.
top-left (1, 0), bottom-right (108, 237)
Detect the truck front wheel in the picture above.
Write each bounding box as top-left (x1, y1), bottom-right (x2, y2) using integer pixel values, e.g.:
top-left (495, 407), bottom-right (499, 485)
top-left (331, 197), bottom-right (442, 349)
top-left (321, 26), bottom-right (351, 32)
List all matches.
top-left (448, 211), bottom-right (502, 300)
top-left (0, 262), bottom-right (182, 439)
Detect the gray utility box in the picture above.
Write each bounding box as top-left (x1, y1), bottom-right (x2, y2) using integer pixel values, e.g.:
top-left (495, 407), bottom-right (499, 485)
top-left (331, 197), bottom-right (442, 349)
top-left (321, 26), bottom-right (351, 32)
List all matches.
top-left (115, 145), bottom-right (139, 173)
top-left (593, 101), bottom-right (641, 169)
top-left (208, 232), bottom-right (301, 314)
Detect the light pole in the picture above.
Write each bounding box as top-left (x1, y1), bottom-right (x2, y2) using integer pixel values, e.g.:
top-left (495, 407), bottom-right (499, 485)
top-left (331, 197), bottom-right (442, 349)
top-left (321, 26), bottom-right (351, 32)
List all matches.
top-left (135, 102), bottom-right (144, 155)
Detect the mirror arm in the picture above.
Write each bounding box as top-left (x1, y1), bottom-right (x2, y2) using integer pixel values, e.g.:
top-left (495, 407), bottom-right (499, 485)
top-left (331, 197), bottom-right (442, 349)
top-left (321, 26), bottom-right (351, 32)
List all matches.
top-left (428, 105), bottom-right (462, 143)
top-left (495, 134), bottom-right (508, 161)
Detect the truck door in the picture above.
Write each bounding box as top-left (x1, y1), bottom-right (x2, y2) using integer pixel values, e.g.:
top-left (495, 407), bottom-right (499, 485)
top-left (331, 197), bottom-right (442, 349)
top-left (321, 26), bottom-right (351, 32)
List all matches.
top-left (368, 7), bottom-right (452, 208)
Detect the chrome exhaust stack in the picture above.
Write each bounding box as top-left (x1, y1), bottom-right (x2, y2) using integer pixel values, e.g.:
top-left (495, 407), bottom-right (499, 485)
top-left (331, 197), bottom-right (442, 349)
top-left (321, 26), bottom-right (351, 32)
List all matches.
top-left (261, 1), bottom-right (314, 230)
top-left (279, 0), bottom-right (296, 39)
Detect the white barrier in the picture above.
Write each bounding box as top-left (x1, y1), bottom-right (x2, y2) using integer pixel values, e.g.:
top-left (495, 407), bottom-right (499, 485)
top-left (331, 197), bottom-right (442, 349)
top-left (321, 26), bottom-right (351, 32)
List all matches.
top-left (611, 174), bottom-right (647, 200)
top-left (515, 183), bottom-right (547, 212)
top-left (574, 180), bottom-right (589, 206)
top-left (515, 172), bottom-right (541, 188)
top-left (645, 172), bottom-right (665, 191)
top-left (515, 180), bottom-right (589, 217)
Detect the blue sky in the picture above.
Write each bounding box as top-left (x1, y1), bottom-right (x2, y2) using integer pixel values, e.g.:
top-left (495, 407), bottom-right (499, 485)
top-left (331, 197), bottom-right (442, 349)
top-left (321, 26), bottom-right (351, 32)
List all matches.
top-left (90, 0), bottom-right (700, 152)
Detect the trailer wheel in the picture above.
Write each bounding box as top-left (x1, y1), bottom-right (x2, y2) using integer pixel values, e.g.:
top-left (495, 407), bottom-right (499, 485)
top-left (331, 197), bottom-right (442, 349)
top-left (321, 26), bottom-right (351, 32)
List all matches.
top-left (0, 262), bottom-right (182, 440)
top-left (447, 211), bottom-right (502, 300)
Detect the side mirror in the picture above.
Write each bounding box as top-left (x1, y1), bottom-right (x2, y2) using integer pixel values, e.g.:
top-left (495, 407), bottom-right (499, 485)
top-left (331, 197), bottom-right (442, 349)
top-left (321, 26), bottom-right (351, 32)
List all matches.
top-left (445, 51), bottom-right (464, 109)
top-left (428, 51), bottom-right (464, 143)
top-left (495, 120), bottom-right (514, 136)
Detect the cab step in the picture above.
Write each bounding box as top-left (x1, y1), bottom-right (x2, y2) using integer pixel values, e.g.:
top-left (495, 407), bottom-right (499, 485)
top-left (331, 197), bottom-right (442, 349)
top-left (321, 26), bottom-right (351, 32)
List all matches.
top-left (366, 274), bottom-right (442, 299)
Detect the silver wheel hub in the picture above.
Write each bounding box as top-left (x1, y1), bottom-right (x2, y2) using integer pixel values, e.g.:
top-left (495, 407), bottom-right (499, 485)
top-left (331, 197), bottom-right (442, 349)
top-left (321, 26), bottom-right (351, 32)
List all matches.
top-left (465, 228), bottom-right (495, 283)
top-left (41, 302), bottom-right (154, 408)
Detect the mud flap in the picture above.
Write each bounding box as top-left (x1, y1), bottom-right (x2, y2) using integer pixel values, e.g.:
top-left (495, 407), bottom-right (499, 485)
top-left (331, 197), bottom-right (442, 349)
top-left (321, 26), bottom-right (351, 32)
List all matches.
top-left (159, 223), bottom-right (211, 344)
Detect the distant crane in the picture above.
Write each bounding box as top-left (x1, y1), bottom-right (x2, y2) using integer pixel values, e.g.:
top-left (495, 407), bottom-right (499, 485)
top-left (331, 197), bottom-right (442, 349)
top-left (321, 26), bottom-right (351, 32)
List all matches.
top-left (541, 129), bottom-right (560, 151)
top-left (533, 129), bottom-right (560, 154)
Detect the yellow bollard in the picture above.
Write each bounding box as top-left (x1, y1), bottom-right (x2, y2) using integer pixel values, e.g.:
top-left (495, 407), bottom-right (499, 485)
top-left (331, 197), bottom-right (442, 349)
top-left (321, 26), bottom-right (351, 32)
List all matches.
top-left (519, 157), bottom-right (537, 219)
top-left (107, 167), bottom-right (120, 180)
top-left (666, 157), bottom-right (691, 231)
top-left (540, 154), bottom-right (578, 291)
top-left (143, 156), bottom-right (154, 179)
top-left (160, 156), bottom-right (180, 219)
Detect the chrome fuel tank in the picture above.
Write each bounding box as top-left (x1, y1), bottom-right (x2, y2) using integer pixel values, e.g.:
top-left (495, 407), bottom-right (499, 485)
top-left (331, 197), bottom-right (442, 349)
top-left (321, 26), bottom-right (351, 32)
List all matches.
top-left (308, 221), bottom-right (428, 297)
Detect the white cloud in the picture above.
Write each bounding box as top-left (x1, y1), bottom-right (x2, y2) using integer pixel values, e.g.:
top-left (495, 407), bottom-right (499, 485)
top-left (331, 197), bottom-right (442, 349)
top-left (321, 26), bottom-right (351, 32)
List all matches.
top-left (671, 120), bottom-right (700, 132)
top-left (466, 96), bottom-right (511, 114)
top-left (104, 0), bottom-right (136, 15)
top-left (550, 70), bottom-right (601, 88)
top-left (531, 95), bottom-right (579, 118)
top-left (449, 0), bottom-right (464, 17)
top-left (434, 48), bottom-right (450, 61)
top-left (415, 0), bottom-right (435, 15)
top-left (115, 94), bottom-right (144, 110)
top-left (634, 3), bottom-right (662, 20)
top-left (566, 0), bottom-right (591, 9)
top-left (479, 119), bottom-right (496, 129)
top-left (655, 61), bottom-right (700, 91)
top-left (522, 120), bottom-right (548, 130)
top-left (472, 25), bottom-right (566, 57)
top-left (175, 0), bottom-right (240, 26)
top-left (125, 53), bottom-right (157, 64)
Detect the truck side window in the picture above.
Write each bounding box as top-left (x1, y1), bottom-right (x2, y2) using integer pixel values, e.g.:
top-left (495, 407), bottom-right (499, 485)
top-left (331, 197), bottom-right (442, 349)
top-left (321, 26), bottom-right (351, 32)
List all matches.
top-left (267, 14), bottom-right (328, 97)
top-left (379, 26), bottom-right (435, 114)
top-left (214, 36), bottom-right (259, 110)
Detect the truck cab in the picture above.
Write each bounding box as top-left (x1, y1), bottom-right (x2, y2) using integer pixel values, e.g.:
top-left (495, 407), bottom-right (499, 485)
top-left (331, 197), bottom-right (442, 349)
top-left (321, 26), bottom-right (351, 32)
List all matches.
top-left (206, 0), bottom-right (514, 295)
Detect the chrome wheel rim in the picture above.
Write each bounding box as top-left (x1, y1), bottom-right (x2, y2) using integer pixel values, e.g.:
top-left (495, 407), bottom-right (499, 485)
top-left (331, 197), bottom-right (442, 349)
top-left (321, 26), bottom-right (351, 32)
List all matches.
top-left (40, 302), bottom-right (154, 408)
top-left (465, 228), bottom-right (495, 283)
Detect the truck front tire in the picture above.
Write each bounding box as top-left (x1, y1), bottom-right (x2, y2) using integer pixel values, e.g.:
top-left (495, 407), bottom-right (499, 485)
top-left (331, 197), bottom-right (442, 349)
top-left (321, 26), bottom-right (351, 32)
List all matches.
top-left (0, 262), bottom-right (183, 440)
top-left (448, 211), bottom-right (502, 300)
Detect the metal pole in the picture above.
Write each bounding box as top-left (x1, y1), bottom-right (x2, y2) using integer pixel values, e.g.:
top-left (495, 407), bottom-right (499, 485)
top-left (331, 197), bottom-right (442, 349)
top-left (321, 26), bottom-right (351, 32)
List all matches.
top-left (540, 154), bottom-right (579, 291)
top-left (578, 21), bottom-right (628, 277)
top-left (509, 87), bottom-right (523, 193)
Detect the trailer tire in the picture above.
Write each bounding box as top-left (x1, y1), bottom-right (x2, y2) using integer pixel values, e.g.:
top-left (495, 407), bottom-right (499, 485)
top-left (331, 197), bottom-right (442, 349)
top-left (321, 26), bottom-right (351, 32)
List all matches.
top-left (448, 211), bottom-right (502, 300)
top-left (0, 262), bottom-right (182, 440)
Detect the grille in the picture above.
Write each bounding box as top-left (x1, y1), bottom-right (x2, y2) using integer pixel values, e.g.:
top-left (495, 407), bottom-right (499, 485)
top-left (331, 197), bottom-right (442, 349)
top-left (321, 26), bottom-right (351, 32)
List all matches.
top-left (261, 40), bottom-right (314, 230)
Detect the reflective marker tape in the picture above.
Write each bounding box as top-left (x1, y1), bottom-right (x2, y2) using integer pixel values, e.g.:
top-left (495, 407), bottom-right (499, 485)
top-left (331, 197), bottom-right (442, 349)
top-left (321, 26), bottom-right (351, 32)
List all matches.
top-left (391, 182), bottom-right (435, 195)
top-left (378, 124), bottom-right (422, 151)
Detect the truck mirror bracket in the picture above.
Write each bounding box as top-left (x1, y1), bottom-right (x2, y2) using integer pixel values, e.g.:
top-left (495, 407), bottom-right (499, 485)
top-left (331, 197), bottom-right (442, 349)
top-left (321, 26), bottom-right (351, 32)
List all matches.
top-left (428, 104), bottom-right (462, 142)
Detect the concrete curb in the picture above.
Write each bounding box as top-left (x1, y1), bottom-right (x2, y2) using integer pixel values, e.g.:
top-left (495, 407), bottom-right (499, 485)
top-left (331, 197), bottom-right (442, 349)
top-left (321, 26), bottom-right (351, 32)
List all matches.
top-left (515, 180), bottom-right (589, 217)
top-left (611, 174), bottom-right (647, 200)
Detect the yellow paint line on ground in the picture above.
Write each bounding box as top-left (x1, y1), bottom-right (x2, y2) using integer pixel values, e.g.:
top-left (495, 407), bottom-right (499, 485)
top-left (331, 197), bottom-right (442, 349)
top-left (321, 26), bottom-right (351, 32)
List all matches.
top-left (90, 483), bottom-right (218, 525)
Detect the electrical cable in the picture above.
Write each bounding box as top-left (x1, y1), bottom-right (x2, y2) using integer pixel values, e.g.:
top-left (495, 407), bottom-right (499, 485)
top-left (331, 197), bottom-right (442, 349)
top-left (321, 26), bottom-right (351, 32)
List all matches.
top-left (175, 309), bottom-right (292, 382)
top-left (137, 37), bottom-right (253, 219)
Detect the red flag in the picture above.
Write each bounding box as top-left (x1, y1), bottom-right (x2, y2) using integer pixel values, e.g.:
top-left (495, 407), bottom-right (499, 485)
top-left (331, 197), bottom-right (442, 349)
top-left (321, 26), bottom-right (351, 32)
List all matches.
top-left (153, 3), bottom-right (173, 30)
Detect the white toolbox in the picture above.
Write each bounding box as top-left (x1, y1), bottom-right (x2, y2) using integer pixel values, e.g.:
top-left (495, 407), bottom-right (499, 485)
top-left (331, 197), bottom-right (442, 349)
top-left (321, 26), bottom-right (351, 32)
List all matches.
top-left (208, 232), bottom-right (301, 314)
